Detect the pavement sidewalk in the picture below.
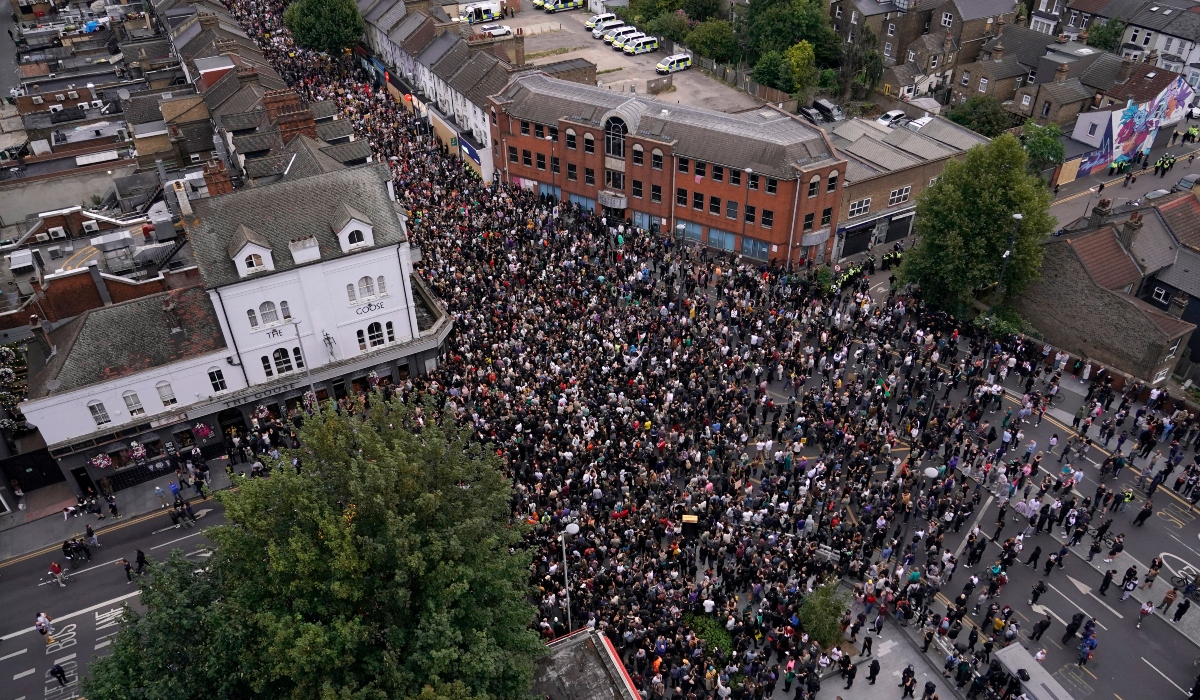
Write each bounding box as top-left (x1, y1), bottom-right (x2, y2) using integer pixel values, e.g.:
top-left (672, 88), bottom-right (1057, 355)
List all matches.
top-left (0, 461), bottom-right (232, 562)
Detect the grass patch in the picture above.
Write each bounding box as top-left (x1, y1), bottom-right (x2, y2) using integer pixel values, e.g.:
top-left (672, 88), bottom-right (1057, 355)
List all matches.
top-left (597, 67), bottom-right (624, 75)
top-left (526, 47), bottom-right (571, 59)
top-left (683, 613), bottom-right (733, 655)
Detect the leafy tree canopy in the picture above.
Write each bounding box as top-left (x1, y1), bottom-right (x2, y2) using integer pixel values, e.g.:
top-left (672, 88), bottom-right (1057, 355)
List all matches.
top-left (687, 19), bottom-right (739, 63)
top-left (738, 0), bottom-right (839, 67)
top-left (1086, 18), bottom-right (1126, 53)
top-left (798, 581), bottom-right (851, 649)
top-left (283, 0), bottom-right (365, 52)
top-left (83, 395), bottom-right (544, 700)
top-left (1021, 120), bottom-right (1066, 175)
top-left (682, 0), bottom-right (720, 23)
top-left (839, 23), bottom-right (883, 101)
top-left (898, 134), bottom-right (1054, 312)
top-left (946, 95), bottom-right (1016, 138)
top-left (645, 9), bottom-right (692, 42)
top-left (753, 50), bottom-right (791, 91)
top-left (783, 40), bottom-right (819, 96)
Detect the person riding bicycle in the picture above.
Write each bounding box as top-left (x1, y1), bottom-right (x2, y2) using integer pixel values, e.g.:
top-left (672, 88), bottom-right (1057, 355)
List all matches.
top-left (989, 561), bottom-right (1004, 579)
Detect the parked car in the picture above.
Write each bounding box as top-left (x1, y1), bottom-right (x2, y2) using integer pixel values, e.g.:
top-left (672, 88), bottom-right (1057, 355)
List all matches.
top-left (812, 99), bottom-right (844, 122)
top-left (1144, 189), bottom-right (1172, 201)
top-left (585, 11), bottom-right (615, 28)
top-left (798, 106), bottom-right (821, 125)
top-left (592, 18), bottom-right (624, 38)
top-left (1172, 173), bottom-right (1200, 192)
top-left (876, 109), bottom-right (907, 127)
top-left (477, 24), bottom-right (512, 36)
top-left (655, 54), bottom-right (692, 74)
top-left (545, 0), bottom-right (583, 11)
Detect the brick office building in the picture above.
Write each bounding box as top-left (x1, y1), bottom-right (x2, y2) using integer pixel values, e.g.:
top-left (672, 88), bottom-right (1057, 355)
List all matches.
top-left (488, 73), bottom-right (847, 265)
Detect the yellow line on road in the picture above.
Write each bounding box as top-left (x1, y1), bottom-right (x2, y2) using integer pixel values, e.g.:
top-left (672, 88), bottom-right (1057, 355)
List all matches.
top-left (60, 245), bottom-right (97, 271)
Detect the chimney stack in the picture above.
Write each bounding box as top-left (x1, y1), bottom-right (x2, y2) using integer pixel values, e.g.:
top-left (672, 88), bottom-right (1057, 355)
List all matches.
top-left (1089, 198), bottom-right (1113, 229)
top-left (992, 42), bottom-right (1005, 60)
top-left (1055, 62), bottom-right (1069, 82)
top-left (1055, 33), bottom-right (1069, 43)
top-left (1167, 294), bottom-right (1189, 318)
top-left (28, 315), bottom-right (51, 355)
top-left (203, 159), bottom-right (233, 196)
top-left (1117, 57), bottom-right (1133, 83)
top-left (1118, 211), bottom-right (1142, 250)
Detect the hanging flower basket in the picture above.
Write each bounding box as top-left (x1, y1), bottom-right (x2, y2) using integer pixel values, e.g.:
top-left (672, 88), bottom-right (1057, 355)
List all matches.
top-left (368, 370), bottom-right (380, 388)
top-left (253, 404), bottom-right (272, 422)
top-left (302, 391), bottom-right (318, 411)
top-left (192, 422), bottom-right (214, 440)
top-left (0, 347), bottom-right (17, 364)
top-left (129, 441), bottom-right (147, 460)
top-left (90, 453), bottom-right (113, 469)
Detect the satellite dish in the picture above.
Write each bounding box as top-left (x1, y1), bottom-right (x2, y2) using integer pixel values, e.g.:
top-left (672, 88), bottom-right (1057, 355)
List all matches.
top-left (923, 467), bottom-right (939, 479)
top-left (117, 88), bottom-right (131, 100)
top-left (564, 522), bottom-right (580, 536)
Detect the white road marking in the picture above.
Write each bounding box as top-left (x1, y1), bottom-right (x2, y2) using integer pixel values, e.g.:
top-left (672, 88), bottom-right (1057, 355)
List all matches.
top-left (1031, 603), bottom-right (1067, 625)
top-left (1045, 582), bottom-right (1108, 629)
top-left (0, 648), bottom-right (26, 660)
top-left (12, 668), bottom-right (34, 680)
top-left (150, 531), bottom-right (204, 550)
top-left (0, 591), bottom-right (140, 641)
top-left (1065, 575), bottom-right (1124, 618)
top-left (1142, 657), bottom-right (1190, 696)
top-left (1170, 533), bottom-right (1200, 558)
top-left (37, 558), bottom-right (123, 586)
top-left (94, 640), bottom-right (111, 650)
top-left (53, 653), bottom-right (75, 665)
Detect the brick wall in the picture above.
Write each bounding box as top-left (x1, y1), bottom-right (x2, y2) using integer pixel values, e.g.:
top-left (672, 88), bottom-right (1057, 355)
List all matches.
top-left (1013, 241), bottom-right (1191, 379)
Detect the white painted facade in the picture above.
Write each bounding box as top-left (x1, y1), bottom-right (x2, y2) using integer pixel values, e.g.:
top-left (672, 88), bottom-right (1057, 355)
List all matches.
top-left (21, 350), bottom-right (245, 446)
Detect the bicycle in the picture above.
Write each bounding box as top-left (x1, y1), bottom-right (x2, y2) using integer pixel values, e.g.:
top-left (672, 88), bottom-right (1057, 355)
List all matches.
top-left (1086, 528), bottom-right (1116, 548)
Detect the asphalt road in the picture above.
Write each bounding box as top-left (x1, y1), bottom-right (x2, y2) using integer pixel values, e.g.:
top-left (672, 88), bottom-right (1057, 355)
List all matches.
top-left (0, 503), bottom-right (224, 699)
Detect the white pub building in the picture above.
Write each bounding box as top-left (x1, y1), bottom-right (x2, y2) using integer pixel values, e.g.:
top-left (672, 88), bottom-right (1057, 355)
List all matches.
top-left (20, 163), bottom-right (451, 493)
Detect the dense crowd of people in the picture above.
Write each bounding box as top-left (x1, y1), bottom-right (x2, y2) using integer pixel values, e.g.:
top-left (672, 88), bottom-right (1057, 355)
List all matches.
top-left (213, 3), bottom-right (1200, 699)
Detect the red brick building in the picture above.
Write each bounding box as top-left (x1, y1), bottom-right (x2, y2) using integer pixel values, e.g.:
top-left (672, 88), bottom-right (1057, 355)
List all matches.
top-left (488, 73), bottom-right (847, 265)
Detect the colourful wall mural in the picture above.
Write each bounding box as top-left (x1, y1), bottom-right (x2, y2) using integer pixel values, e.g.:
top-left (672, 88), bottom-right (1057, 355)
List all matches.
top-left (1078, 75), bottom-right (1195, 177)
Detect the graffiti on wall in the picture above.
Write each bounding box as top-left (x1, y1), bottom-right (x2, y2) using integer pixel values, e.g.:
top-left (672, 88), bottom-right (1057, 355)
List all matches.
top-left (1078, 76), bottom-right (1194, 177)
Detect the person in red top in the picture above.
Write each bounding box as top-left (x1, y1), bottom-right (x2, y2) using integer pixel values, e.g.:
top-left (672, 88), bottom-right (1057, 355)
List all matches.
top-left (49, 561), bottom-right (65, 587)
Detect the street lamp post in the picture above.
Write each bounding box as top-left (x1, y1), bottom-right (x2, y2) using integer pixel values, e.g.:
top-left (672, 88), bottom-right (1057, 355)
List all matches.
top-left (982, 213), bottom-right (1022, 374)
top-left (291, 320), bottom-right (317, 400)
top-left (560, 522), bottom-right (579, 633)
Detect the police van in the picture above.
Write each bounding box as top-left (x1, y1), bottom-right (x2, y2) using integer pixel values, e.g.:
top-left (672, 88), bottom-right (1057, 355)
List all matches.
top-left (655, 54), bottom-right (692, 74)
top-left (458, 1), bottom-right (502, 23)
top-left (612, 31), bottom-right (645, 50)
top-left (545, 0), bottom-right (583, 12)
top-left (624, 36), bottom-right (659, 54)
top-left (604, 25), bottom-right (640, 45)
top-left (585, 12), bottom-right (615, 28)
top-left (591, 18), bottom-right (624, 38)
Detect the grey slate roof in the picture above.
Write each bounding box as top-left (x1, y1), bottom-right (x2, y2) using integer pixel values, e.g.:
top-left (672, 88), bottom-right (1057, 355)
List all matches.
top-left (280, 134), bottom-right (350, 179)
top-left (448, 52), bottom-right (494, 98)
top-left (124, 88), bottom-right (198, 126)
top-left (227, 223), bottom-right (270, 257)
top-left (243, 154), bottom-right (291, 178)
top-left (28, 287), bottom-right (227, 399)
top-left (953, 0), bottom-right (1015, 21)
top-left (1130, 208), bottom-right (1180, 273)
top-left (908, 115), bottom-right (992, 151)
top-left (1128, 0), bottom-right (1192, 31)
top-left (1157, 247), bottom-right (1200, 296)
top-left (495, 73), bottom-right (840, 178)
top-left (1079, 52), bottom-right (1125, 89)
top-left (828, 117), bottom-right (981, 184)
top-left (983, 25), bottom-right (1050, 68)
top-left (417, 31), bottom-right (460, 69)
top-left (389, 11), bottom-right (427, 43)
top-left (371, 0), bottom-right (407, 31)
top-left (316, 119), bottom-right (355, 141)
top-left (466, 56), bottom-right (508, 109)
top-left (1161, 9), bottom-right (1200, 41)
top-left (365, 0), bottom-right (401, 23)
top-left (320, 139), bottom-right (374, 163)
top-left (842, 0), bottom-right (897, 18)
top-left (432, 40), bottom-right (470, 82)
top-left (1041, 77), bottom-right (1095, 103)
top-left (310, 100), bottom-right (339, 120)
top-left (976, 56), bottom-right (1028, 79)
top-left (186, 163), bottom-right (406, 289)
top-left (1095, 0), bottom-right (1152, 21)
top-left (221, 109), bottom-right (267, 131)
top-left (233, 129), bottom-right (283, 153)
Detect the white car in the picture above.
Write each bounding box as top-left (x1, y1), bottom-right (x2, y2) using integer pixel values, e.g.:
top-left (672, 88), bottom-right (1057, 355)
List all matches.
top-left (876, 109), bottom-right (907, 127)
top-left (478, 24), bottom-right (512, 36)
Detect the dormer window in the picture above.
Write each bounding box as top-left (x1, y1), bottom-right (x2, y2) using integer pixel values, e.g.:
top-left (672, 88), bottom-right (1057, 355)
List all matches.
top-left (331, 203), bottom-right (375, 253)
top-left (348, 229), bottom-right (365, 245)
top-left (229, 225), bottom-right (274, 278)
top-left (245, 253), bottom-right (263, 269)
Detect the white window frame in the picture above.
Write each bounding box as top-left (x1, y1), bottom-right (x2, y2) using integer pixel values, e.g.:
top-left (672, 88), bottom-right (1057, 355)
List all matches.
top-left (978, 77), bottom-right (989, 92)
top-left (942, 11), bottom-right (953, 27)
top-left (123, 391), bottom-right (145, 417)
top-left (888, 186), bottom-right (911, 206)
top-left (848, 198), bottom-right (871, 217)
top-left (1152, 286), bottom-right (1169, 302)
top-left (157, 381), bottom-right (177, 406)
top-left (885, 42), bottom-right (893, 57)
top-left (1167, 337), bottom-right (1182, 359)
top-left (1022, 94), bottom-right (1032, 106)
top-left (887, 23), bottom-right (895, 36)
top-left (89, 401), bottom-right (111, 426)
top-left (851, 10), bottom-right (858, 23)
top-left (208, 368), bottom-right (228, 393)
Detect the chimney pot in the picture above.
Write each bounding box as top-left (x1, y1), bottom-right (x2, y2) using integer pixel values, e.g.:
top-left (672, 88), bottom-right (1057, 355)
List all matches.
top-left (1055, 63), bottom-right (1069, 82)
top-left (1056, 33), bottom-right (1069, 43)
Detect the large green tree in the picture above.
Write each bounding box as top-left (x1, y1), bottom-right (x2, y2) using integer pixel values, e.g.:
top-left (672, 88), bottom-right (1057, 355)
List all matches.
top-left (946, 95), bottom-right (1016, 138)
top-left (839, 24), bottom-right (883, 102)
top-left (753, 50), bottom-right (791, 91)
top-left (83, 395), bottom-right (544, 700)
top-left (1086, 18), bottom-right (1126, 53)
top-left (898, 134), bottom-right (1053, 312)
top-left (284, 0), bottom-right (365, 52)
top-left (1021, 120), bottom-right (1065, 176)
top-left (783, 40), bottom-right (819, 96)
top-left (687, 19), bottom-right (739, 63)
top-left (737, 0), bottom-right (839, 67)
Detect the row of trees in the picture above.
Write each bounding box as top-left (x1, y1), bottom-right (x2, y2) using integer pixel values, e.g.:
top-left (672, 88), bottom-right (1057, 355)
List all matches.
top-left (617, 0), bottom-right (879, 101)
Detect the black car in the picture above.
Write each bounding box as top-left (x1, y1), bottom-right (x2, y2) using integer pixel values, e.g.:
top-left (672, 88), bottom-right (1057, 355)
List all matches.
top-left (798, 107), bottom-right (821, 124)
